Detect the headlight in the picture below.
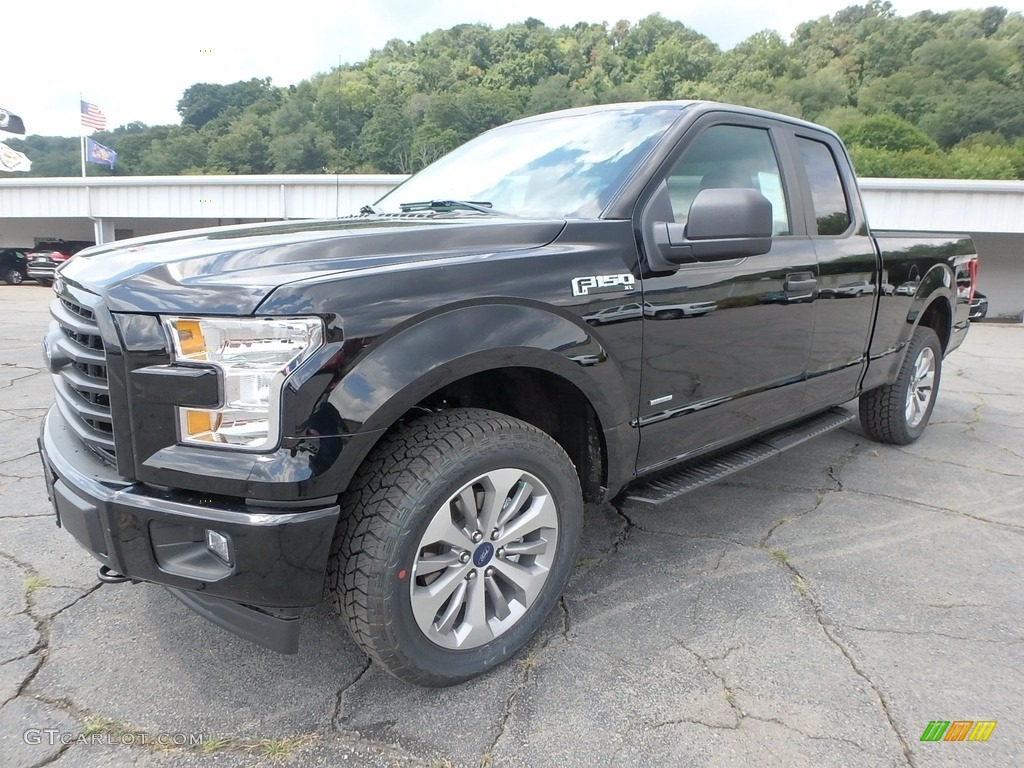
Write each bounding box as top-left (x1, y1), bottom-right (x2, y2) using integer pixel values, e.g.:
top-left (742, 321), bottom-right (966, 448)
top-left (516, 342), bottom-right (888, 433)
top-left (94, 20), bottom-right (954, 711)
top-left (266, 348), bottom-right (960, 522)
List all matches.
top-left (164, 316), bottom-right (324, 450)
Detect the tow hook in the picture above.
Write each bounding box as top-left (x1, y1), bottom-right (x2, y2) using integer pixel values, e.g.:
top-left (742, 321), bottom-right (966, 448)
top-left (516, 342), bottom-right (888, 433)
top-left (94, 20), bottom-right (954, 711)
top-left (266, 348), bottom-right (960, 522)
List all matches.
top-left (97, 565), bottom-right (134, 584)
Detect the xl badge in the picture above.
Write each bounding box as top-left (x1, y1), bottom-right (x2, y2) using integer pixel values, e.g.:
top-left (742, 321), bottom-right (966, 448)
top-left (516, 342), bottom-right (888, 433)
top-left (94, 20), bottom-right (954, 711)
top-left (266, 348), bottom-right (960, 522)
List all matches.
top-left (571, 273), bottom-right (636, 297)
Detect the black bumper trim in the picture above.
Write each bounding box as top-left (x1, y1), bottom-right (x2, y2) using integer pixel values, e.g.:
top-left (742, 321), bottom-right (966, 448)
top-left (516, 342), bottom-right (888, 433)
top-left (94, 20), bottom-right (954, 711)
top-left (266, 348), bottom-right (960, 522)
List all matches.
top-left (41, 406), bottom-right (341, 613)
top-left (166, 587), bottom-right (300, 654)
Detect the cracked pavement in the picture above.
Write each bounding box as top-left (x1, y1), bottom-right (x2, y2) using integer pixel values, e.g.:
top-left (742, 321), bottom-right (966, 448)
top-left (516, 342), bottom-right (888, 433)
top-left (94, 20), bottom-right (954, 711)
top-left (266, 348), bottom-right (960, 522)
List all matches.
top-left (1, 284), bottom-right (1021, 767)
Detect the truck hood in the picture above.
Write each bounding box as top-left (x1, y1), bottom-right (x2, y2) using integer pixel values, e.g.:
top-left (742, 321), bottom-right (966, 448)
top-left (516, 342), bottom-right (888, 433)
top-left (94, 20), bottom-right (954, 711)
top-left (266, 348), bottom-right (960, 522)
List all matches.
top-left (59, 216), bottom-right (566, 314)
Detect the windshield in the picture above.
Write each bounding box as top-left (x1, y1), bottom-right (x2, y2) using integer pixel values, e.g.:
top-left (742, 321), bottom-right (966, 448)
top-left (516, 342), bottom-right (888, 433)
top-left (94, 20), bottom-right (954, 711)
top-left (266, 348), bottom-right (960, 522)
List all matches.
top-left (375, 106), bottom-right (684, 219)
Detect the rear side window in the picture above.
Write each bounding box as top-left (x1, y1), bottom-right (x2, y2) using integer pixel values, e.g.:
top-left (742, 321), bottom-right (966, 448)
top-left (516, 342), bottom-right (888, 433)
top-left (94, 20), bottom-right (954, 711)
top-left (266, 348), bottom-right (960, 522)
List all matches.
top-left (797, 137), bottom-right (851, 236)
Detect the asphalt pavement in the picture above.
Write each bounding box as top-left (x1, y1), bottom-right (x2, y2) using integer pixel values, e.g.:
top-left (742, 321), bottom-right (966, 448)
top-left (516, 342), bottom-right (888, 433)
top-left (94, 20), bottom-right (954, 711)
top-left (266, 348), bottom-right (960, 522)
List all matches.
top-left (0, 283), bottom-right (1021, 767)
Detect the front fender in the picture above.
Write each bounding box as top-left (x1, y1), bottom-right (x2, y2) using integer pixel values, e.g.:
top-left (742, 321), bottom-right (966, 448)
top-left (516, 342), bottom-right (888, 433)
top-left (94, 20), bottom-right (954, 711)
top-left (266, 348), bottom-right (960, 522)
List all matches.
top-left (328, 302), bottom-right (634, 435)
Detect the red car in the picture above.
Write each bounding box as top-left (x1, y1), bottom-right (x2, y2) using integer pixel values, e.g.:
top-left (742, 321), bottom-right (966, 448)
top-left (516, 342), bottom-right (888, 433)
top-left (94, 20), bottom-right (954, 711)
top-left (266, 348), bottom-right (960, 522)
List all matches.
top-left (25, 240), bottom-right (94, 287)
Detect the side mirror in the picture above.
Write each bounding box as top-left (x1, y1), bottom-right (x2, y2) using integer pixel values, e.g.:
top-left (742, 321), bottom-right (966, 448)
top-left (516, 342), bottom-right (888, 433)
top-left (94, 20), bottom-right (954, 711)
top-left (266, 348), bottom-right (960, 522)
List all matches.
top-left (644, 185), bottom-right (775, 272)
top-left (684, 188), bottom-right (773, 261)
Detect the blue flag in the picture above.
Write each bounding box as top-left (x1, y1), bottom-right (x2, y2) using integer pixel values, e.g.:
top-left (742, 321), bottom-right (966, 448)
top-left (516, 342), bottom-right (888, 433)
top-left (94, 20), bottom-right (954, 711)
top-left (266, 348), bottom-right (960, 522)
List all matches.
top-left (86, 137), bottom-right (117, 169)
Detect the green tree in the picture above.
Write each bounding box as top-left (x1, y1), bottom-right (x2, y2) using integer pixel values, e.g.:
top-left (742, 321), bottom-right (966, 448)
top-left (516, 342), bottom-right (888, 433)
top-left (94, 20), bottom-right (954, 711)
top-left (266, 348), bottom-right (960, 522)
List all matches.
top-left (177, 78), bottom-right (279, 129)
top-left (836, 113), bottom-right (939, 153)
top-left (137, 128), bottom-right (208, 175)
top-left (948, 143), bottom-right (1019, 178)
top-left (358, 105), bottom-right (414, 172)
top-left (847, 146), bottom-right (950, 177)
top-left (207, 117), bottom-right (270, 174)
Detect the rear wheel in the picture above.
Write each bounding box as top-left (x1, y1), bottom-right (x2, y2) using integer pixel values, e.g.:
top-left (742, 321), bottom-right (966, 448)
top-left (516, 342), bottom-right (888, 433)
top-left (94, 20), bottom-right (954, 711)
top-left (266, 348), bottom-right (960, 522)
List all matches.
top-left (859, 325), bottom-right (942, 445)
top-left (328, 408), bottom-right (582, 687)
top-left (2, 268), bottom-right (23, 285)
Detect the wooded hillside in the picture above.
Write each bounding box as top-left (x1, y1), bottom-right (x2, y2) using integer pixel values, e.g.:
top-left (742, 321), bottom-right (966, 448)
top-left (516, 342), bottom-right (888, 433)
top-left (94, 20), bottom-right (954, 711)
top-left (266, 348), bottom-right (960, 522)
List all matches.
top-left (10, 2), bottom-right (1024, 179)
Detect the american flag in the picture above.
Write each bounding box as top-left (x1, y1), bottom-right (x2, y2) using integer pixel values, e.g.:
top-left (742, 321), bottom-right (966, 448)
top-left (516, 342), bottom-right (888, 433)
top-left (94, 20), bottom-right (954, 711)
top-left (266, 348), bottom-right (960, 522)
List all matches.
top-left (80, 101), bottom-right (106, 131)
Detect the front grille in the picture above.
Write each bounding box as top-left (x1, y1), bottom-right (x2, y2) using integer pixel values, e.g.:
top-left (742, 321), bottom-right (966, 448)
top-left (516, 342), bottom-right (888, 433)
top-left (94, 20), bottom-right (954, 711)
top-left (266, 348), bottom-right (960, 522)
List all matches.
top-left (50, 293), bottom-right (116, 463)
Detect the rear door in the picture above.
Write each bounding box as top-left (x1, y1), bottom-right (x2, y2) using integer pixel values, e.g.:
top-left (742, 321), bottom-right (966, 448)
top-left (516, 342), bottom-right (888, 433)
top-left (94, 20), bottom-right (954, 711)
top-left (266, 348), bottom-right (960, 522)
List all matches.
top-left (787, 131), bottom-right (878, 408)
top-left (634, 114), bottom-right (817, 473)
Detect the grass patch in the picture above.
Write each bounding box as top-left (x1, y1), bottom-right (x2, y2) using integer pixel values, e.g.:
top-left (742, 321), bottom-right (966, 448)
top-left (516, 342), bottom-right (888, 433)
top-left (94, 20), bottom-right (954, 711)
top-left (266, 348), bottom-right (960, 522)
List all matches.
top-left (25, 574), bottom-right (50, 596)
top-left (82, 716), bottom-right (126, 739)
top-left (252, 737), bottom-right (306, 760)
top-left (768, 549), bottom-right (789, 565)
top-left (793, 575), bottom-right (810, 598)
top-left (575, 556), bottom-right (601, 569)
top-left (198, 736), bottom-right (233, 754)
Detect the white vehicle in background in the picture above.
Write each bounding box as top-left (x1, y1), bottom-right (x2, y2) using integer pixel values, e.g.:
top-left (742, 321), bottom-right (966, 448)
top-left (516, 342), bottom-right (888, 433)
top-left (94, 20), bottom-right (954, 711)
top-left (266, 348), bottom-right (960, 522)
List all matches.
top-left (834, 280), bottom-right (873, 298)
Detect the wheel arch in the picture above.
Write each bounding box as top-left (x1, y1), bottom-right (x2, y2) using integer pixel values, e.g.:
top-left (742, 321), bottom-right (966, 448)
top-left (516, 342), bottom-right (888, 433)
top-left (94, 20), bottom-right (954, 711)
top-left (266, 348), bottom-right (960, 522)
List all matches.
top-left (915, 295), bottom-right (952, 352)
top-left (325, 303), bottom-right (637, 502)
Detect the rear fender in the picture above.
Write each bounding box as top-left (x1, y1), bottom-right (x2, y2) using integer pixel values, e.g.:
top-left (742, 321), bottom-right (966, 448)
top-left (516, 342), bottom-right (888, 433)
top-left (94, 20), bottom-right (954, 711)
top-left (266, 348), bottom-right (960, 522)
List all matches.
top-left (906, 264), bottom-right (953, 347)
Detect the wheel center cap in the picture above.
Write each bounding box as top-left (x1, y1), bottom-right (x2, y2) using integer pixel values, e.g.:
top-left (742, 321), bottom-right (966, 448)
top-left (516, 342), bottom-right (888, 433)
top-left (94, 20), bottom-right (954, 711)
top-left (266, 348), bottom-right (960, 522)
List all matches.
top-left (472, 542), bottom-right (495, 568)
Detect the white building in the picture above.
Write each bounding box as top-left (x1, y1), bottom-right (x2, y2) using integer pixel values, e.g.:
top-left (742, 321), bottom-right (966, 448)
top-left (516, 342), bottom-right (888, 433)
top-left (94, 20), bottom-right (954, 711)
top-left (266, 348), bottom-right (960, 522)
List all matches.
top-left (1, 175), bottom-right (1021, 317)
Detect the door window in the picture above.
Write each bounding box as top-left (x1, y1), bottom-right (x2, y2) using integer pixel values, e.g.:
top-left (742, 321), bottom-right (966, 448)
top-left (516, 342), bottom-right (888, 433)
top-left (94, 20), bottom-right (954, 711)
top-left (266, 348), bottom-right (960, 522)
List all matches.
top-left (665, 125), bottom-right (790, 235)
top-left (797, 137), bottom-right (851, 236)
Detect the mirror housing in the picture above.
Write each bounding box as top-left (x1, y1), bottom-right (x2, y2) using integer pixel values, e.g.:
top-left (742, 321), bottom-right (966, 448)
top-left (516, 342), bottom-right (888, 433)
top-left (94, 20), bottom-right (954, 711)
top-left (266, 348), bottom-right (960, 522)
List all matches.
top-left (683, 188), bottom-right (773, 261)
top-left (644, 185), bottom-right (775, 272)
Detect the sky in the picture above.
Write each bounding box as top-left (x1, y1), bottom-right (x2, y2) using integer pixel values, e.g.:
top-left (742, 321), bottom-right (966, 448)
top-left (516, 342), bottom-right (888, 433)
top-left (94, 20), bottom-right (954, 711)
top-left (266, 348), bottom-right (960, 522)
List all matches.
top-left (3, 0), bottom-right (1024, 137)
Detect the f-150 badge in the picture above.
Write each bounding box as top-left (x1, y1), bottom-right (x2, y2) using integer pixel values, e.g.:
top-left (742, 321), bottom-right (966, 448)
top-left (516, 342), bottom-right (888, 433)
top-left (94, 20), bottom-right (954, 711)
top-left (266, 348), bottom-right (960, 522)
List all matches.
top-left (571, 273), bottom-right (636, 297)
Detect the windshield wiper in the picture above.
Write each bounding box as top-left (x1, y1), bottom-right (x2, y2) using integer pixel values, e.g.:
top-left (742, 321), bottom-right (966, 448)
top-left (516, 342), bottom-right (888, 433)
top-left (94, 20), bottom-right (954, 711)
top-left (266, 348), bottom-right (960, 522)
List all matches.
top-left (359, 204), bottom-right (382, 215)
top-left (398, 200), bottom-right (505, 215)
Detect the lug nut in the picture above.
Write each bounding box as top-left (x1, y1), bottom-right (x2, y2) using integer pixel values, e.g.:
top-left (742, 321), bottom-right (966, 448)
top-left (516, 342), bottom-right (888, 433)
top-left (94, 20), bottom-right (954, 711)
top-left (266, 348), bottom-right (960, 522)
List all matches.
top-left (460, 552), bottom-right (470, 564)
top-left (471, 531), bottom-right (483, 543)
top-left (496, 547), bottom-right (505, 558)
top-left (485, 567), bottom-right (495, 577)
top-left (490, 529), bottom-right (500, 540)
top-left (467, 571), bottom-right (477, 581)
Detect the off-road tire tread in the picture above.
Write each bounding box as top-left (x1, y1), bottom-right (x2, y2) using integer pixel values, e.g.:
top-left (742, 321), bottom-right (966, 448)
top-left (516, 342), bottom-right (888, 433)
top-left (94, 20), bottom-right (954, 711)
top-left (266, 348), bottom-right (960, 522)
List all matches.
top-left (859, 326), bottom-right (941, 445)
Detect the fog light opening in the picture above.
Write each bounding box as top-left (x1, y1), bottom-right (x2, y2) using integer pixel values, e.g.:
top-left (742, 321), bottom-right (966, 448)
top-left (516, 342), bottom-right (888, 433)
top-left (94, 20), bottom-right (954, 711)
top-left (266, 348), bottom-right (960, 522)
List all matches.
top-left (205, 529), bottom-right (233, 565)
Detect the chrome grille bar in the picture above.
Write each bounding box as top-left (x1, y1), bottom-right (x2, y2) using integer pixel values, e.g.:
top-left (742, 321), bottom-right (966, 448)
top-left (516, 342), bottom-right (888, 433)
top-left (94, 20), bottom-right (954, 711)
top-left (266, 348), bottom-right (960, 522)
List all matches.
top-left (50, 291), bottom-right (116, 462)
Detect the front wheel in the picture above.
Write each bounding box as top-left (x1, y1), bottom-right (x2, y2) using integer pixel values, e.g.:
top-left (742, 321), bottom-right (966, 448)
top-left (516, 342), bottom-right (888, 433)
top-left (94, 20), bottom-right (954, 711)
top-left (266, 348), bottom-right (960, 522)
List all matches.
top-left (859, 325), bottom-right (942, 445)
top-left (2, 268), bottom-right (24, 285)
top-left (328, 408), bottom-right (583, 687)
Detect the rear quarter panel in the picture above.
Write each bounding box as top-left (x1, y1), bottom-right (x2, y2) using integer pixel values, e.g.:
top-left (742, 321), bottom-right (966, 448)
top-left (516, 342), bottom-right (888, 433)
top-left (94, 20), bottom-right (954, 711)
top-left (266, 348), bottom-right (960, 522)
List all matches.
top-left (864, 232), bottom-right (976, 391)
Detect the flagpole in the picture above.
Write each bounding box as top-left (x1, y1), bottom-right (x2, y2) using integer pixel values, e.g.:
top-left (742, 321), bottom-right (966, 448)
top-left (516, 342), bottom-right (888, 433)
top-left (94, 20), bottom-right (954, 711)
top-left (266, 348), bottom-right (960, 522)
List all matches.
top-left (80, 93), bottom-right (87, 178)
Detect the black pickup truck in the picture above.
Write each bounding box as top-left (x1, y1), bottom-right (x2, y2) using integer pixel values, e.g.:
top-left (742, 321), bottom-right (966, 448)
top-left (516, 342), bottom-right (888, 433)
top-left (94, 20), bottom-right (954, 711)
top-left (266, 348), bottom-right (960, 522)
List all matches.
top-left (39, 101), bottom-right (977, 686)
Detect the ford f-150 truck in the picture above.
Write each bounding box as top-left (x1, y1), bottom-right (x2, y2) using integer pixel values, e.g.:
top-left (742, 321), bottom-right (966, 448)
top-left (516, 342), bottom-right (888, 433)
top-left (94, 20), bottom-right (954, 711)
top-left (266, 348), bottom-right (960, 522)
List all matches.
top-left (38, 101), bottom-right (977, 686)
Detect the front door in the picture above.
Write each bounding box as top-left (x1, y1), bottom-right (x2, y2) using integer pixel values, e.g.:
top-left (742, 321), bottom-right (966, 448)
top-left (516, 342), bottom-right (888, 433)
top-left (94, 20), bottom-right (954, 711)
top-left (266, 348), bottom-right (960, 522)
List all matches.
top-left (635, 118), bottom-right (817, 473)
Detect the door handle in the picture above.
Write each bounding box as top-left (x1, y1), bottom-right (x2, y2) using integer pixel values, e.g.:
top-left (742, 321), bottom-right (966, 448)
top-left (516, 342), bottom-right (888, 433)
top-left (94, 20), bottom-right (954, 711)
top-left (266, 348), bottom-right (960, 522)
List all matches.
top-left (784, 277), bottom-right (817, 293)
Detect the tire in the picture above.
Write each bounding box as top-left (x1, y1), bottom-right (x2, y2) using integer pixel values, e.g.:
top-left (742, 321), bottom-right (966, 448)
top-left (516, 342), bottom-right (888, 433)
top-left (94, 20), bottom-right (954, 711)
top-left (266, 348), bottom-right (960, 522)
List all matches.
top-left (328, 407), bottom-right (583, 687)
top-left (859, 325), bottom-right (942, 445)
top-left (2, 268), bottom-right (23, 285)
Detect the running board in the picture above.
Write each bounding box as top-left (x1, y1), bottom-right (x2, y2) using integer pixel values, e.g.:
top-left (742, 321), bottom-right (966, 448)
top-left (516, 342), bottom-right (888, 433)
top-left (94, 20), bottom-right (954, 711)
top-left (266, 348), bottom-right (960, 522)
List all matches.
top-left (623, 407), bottom-right (855, 505)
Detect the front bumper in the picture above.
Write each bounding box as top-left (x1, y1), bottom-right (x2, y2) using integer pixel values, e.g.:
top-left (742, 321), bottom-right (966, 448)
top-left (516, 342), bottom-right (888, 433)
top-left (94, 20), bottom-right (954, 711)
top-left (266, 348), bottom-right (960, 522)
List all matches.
top-left (40, 406), bottom-right (340, 653)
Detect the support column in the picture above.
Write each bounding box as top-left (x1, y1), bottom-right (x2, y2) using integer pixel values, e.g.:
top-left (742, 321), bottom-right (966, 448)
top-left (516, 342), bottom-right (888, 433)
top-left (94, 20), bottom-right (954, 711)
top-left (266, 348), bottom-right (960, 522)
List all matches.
top-left (93, 218), bottom-right (115, 245)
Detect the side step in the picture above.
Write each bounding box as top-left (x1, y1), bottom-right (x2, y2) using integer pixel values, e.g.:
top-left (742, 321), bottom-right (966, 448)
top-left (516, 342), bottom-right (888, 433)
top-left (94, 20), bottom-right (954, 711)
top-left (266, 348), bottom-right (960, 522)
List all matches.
top-left (623, 407), bottom-right (855, 505)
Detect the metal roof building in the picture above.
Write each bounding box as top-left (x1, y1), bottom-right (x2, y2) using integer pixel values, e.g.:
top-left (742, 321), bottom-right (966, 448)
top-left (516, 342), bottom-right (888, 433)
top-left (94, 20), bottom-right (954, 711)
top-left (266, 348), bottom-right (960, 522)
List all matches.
top-left (1, 175), bottom-right (1021, 318)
